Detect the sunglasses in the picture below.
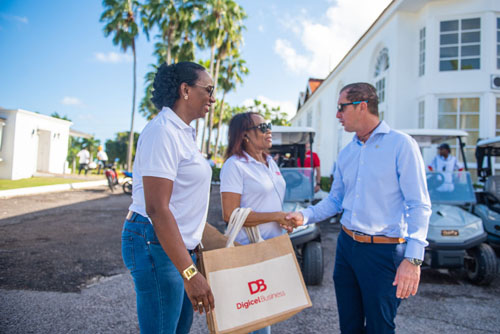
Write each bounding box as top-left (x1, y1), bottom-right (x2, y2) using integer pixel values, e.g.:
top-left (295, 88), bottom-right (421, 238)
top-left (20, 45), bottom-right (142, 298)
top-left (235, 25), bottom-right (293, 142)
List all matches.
top-left (195, 84), bottom-right (215, 97)
top-left (247, 122), bottom-right (272, 133)
top-left (337, 100), bottom-right (368, 112)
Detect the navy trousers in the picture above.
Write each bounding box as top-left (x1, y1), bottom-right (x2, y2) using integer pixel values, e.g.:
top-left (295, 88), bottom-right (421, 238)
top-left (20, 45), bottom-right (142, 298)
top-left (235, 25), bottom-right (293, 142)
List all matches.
top-left (333, 228), bottom-right (406, 334)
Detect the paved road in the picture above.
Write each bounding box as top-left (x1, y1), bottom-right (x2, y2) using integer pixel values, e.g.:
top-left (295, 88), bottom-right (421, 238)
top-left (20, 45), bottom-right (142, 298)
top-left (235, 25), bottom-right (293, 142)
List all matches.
top-left (1, 186), bottom-right (499, 333)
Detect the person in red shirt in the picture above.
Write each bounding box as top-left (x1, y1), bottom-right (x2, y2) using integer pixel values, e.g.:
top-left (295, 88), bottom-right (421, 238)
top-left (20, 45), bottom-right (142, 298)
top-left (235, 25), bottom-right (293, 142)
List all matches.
top-left (297, 142), bottom-right (321, 192)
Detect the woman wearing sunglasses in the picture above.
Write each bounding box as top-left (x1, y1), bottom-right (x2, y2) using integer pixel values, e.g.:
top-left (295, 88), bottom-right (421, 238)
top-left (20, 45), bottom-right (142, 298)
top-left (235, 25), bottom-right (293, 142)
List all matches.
top-left (220, 112), bottom-right (296, 334)
top-left (121, 61), bottom-right (216, 333)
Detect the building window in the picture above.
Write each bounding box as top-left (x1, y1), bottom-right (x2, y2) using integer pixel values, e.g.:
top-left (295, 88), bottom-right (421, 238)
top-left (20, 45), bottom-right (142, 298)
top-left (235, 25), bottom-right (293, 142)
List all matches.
top-left (440, 18), bottom-right (480, 71)
top-left (419, 27), bottom-right (426, 76)
top-left (307, 110), bottom-right (312, 127)
top-left (376, 78), bottom-right (386, 103)
top-left (496, 98), bottom-right (500, 137)
top-left (374, 48), bottom-right (389, 77)
top-left (374, 48), bottom-right (389, 120)
top-left (438, 97), bottom-right (480, 163)
top-left (497, 18), bottom-right (500, 69)
top-left (418, 101), bottom-right (425, 128)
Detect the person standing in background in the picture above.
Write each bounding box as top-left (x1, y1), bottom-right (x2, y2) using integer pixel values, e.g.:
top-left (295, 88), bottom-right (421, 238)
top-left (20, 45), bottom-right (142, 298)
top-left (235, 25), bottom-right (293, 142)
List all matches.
top-left (297, 142), bottom-right (322, 192)
top-left (96, 145), bottom-right (108, 175)
top-left (76, 146), bottom-right (90, 175)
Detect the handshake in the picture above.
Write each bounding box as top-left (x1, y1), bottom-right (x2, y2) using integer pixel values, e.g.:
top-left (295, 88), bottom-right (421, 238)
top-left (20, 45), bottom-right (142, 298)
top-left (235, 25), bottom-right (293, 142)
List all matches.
top-left (277, 212), bottom-right (305, 233)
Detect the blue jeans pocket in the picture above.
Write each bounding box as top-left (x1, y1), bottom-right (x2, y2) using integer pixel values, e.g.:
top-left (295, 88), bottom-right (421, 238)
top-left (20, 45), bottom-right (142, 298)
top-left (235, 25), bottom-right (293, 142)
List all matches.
top-left (122, 234), bottom-right (135, 271)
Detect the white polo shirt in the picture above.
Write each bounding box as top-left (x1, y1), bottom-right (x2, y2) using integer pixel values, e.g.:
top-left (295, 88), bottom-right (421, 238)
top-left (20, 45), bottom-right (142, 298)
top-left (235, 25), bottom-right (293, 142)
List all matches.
top-left (220, 152), bottom-right (286, 245)
top-left (129, 107), bottom-right (212, 250)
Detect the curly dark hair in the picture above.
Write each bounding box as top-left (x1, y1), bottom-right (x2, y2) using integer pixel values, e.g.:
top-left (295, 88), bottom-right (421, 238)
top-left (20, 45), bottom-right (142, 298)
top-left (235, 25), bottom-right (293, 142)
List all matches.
top-left (340, 82), bottom-right (379, 116)
top-left (151, 61), bottom-right (206, 110)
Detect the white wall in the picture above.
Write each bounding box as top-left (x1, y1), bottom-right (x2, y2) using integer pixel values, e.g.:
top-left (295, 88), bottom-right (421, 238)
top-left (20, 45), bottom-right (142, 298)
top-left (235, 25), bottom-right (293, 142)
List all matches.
top-left (0, 109), bottom-right (72, 180)
top-left (291, 0), bottom-right (500, 176)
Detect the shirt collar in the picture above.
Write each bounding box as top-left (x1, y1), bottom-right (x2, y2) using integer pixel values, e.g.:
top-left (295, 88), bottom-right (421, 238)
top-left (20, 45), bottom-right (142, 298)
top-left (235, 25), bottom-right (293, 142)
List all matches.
top-left (162, 107), bottom-right (196, 139)
top-left (353, 120), bottom-right (390, 144)
top-left (238, 151), bottom-right (272, 164)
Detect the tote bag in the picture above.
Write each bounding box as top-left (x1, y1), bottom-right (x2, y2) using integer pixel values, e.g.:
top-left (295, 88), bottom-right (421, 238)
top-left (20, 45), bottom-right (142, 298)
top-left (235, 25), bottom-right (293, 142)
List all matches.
top-left (200, 208), bottom-right (312, 334)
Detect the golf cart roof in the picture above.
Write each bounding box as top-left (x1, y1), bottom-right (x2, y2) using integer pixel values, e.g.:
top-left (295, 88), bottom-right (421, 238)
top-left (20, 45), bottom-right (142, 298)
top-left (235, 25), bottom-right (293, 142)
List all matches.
top-left (272, 126), bottom-right (315, 145)
top-left (477, 136), bottom-right (500, 148)
top-left (400, 129), bottom-right (468, 147)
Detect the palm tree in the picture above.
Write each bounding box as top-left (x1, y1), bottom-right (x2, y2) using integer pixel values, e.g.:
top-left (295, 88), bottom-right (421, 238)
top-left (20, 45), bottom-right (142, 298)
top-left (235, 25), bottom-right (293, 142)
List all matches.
top-left (100, 0), bottom-right (140, 171)
top-left (139, 0), bottom-right (197, 120)
top-left (196, 0), bottom-right (247, 154)
top-left (213, 50), bottom-right (248, 158)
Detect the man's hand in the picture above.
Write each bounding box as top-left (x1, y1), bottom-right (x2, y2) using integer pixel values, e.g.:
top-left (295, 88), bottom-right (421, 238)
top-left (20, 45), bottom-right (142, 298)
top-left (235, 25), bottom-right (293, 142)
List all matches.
top-left (393, 259), bottom-right (421, 299)
top-left (184, 273), bottom-right (215, 314)
top-left (285, 212), bottom-right (305, 228)
top-left (314, 184), bottom-right (321, 193)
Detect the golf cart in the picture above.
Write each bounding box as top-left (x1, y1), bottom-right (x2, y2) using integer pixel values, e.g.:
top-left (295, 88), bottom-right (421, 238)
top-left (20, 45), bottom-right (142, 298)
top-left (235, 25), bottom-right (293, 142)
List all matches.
top-left (402, 129), bottom-right (497, 285)
top-left (270, 126), bottom-right (323, 286)
top-left (474, 136), bottom-right (500, 247)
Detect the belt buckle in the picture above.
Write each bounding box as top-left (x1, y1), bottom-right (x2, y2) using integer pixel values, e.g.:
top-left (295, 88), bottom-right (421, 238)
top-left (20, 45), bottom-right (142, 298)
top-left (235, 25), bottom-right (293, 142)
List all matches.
top-left (352, 231), bottom-right (362, 243)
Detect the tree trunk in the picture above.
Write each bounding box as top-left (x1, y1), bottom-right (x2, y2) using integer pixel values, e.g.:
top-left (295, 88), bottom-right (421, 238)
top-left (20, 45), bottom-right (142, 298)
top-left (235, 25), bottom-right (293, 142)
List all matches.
top-left (206, 54), bottom-right (223, 154)
top-left (214, 90), bottom-right (226, 159)
top-left (127, 41), bottom-right (136, 172)
top-left (201, 44), bottom-right (217, 152)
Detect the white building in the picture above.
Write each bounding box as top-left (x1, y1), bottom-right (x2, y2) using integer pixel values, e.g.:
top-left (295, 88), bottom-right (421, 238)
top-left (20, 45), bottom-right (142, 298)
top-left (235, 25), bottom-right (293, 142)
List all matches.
top-left (291, 0), bottom-right (500, 179)
top-left (0, 108), bottom-right (72, 180)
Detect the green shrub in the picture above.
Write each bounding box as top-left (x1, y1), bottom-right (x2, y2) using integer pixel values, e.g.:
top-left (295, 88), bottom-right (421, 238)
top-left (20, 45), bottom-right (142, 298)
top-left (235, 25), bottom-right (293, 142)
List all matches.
top-left (320, 176), bottom-right (332, 192)
top-left (212, 167), bottom-right (221, 182)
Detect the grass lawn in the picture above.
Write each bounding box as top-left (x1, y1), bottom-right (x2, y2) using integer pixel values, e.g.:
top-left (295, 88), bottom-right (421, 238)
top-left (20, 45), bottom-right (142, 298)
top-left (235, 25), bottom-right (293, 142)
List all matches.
top-left (0, 177), bottom-right (87, 191)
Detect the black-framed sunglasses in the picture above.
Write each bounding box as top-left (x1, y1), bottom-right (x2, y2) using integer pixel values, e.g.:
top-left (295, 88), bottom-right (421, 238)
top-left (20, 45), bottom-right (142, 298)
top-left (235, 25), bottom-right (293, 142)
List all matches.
top-left (247, 122), bottom-right (272, 133)
top-left (337, 100), bottom-right (368, 112)
top-left (194, 84), bottom-right (215, 97)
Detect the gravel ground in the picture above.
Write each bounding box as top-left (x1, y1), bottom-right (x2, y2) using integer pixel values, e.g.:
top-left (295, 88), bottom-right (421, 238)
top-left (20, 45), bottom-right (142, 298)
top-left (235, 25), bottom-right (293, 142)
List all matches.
top-left (0, 185), bottom-right (499, 333)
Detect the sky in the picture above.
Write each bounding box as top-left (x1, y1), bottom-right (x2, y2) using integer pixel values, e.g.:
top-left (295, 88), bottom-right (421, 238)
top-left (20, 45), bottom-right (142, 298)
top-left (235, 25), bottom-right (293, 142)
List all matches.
top-left (0, 0), bottom-right (392, 144)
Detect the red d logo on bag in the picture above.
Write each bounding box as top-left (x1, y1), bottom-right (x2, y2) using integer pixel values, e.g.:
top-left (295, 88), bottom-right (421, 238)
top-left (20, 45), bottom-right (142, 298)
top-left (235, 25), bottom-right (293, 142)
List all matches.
top-left (248, 279), bottom-right (267, 294)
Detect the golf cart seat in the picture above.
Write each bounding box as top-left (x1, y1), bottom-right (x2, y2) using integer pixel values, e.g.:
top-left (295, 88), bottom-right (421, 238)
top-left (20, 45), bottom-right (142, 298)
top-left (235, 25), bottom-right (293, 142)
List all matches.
top-left (484, 175), bottom-right (500, 212)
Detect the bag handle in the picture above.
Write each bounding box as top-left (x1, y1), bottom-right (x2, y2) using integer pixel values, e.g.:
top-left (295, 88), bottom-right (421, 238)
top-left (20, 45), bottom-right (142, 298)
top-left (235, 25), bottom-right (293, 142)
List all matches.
top-left (224, 208), bottom-right (264, 247)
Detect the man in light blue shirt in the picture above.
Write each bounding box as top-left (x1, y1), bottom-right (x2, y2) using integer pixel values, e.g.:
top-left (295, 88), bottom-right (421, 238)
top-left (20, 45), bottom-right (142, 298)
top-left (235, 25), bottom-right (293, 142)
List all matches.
top-left (287, 83), bottom-right (431, 334)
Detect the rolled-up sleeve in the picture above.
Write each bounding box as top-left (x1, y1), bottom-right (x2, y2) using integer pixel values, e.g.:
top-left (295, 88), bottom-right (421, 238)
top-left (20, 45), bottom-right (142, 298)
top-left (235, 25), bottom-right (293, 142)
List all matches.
top-left (397, 138), bottom-right (432, 260)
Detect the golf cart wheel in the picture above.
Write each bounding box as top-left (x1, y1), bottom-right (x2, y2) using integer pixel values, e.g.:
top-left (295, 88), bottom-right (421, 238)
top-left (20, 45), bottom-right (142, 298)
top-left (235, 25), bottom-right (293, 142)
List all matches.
top-left (106, 175), bottom-right (115, 192)
top-left (302, 241), bottom-right (323, 286)
top-left (122, 181), bottom-right (132, 195)
top-left (465, 243), bottom-right (497, 286)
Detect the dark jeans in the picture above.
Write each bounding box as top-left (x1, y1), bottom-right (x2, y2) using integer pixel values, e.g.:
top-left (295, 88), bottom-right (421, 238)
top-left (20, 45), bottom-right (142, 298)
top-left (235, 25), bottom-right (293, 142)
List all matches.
top-left (78, 163), bottom-right (88, 175)
top-left (333, 228), bottom-right (406, 334)
top-left (122, 212), bottom-right (195, 334)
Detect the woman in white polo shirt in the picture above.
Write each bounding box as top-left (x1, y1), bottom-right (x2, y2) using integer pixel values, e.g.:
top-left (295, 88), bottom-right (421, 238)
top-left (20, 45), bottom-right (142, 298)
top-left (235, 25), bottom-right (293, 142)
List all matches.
top-left (220, 112), bottom-right (296, 334)
top-left (122, 62), bottom-right (216, 334)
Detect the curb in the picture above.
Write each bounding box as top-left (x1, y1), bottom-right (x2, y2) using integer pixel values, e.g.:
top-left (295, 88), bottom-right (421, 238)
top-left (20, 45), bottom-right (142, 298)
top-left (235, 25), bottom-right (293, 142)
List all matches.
top-left (0, 180), bottom-right (109, 199)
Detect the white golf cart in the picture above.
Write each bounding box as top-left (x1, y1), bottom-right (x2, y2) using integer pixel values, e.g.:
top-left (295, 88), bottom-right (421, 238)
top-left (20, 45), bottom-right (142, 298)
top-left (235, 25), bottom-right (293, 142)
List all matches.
top-left (474, 136), bottom-right (500, 247)
top-left (401, 129), bottom-right (497, 285)
top-left (270, 126), bottom-right (324, 286)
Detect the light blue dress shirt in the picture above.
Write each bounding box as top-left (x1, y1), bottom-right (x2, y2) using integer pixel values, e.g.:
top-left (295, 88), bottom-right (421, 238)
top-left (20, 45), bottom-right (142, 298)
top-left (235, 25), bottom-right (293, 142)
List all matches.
top-left (301, 121), bottom-right (431, 260)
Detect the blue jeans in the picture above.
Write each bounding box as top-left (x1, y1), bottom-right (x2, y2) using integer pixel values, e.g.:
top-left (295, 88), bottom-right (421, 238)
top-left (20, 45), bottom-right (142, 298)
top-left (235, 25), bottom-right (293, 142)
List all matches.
top-left (250, 326), bottom-right (271, 334)
top-left (333, 228), bottom-right (406, 334)
top-left (122, 212), bottom-right (195, 334)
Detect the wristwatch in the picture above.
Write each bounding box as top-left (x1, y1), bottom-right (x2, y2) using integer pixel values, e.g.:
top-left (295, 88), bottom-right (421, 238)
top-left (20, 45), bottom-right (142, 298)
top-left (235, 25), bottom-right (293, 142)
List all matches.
top-left (405, 257), bottom-right (423, 266)
top-left (182, 264), bottom-right (199, 281)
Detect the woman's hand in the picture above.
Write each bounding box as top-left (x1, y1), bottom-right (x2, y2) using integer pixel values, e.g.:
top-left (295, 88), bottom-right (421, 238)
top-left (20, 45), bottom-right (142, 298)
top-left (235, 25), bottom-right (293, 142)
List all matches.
top-left (184, 273), bottom-right (215, 314)
top-left (275, 211), bottom-right (296, 232)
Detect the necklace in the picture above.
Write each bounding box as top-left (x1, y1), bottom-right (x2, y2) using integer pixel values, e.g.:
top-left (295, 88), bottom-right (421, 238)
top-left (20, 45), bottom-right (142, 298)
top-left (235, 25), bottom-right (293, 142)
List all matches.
top-left (358, 121), bottom-right (381, 143)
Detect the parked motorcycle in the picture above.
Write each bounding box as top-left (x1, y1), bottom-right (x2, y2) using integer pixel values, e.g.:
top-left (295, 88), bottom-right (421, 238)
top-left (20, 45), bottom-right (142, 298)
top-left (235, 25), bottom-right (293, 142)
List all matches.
top-left (104, 161), bottom-right (119, 192)
top-left (122, 171), bottom-right (133, 195)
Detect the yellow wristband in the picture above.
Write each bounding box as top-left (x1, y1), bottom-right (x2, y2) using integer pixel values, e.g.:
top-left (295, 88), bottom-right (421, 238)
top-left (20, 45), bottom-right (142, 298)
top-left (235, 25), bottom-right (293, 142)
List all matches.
top-left (182, 264), bottom-right (198, 281)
